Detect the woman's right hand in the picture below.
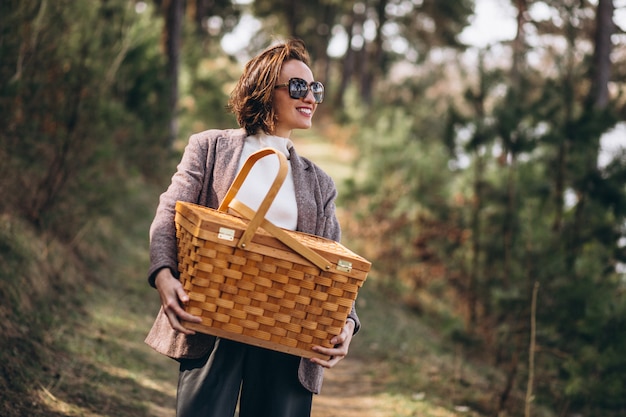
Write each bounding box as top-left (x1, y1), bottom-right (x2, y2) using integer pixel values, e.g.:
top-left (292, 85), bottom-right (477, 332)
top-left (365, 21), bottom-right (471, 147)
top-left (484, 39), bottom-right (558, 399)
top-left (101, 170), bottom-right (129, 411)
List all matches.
top-left (154, 268), bottom-right (202, 334)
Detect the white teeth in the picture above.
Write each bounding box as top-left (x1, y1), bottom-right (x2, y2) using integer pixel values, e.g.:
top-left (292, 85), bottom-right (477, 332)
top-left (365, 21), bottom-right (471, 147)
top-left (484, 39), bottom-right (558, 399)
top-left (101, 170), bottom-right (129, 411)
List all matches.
top-left (298, 108), bottom-right (312, 115)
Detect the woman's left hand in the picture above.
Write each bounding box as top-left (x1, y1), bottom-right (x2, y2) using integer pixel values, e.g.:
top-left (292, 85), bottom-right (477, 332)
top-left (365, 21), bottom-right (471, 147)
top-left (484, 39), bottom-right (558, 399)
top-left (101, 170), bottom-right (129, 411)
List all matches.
top-left (310, 319), bottom-right (355, 368)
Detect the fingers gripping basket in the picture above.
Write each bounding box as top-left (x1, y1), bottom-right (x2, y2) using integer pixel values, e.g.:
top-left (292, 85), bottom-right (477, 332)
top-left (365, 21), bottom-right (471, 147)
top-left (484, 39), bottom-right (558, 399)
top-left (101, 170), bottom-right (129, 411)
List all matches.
top-left (175, 148), bottom-right (370, 360)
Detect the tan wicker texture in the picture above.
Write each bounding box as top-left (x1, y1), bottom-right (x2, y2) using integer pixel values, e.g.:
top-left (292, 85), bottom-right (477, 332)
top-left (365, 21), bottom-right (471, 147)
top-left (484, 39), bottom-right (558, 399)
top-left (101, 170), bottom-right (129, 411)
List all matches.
top-left (174, 149), bottom-right (370, 359)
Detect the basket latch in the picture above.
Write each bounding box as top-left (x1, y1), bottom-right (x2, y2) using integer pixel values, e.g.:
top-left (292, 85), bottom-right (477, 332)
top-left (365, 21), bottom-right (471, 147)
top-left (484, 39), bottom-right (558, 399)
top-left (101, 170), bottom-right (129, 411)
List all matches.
top-left (218, 227), bottom-right (235, 241)
top-left (336, 259), bottom-right (352, 273)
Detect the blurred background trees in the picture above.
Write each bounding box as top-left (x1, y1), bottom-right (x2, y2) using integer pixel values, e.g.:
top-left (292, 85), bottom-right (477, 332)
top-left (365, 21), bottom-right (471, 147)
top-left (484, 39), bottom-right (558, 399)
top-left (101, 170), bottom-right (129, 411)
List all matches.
top-left (2, 0), bottom-right (626, 415)
top-left (341, 0), bottom-right (626, 414)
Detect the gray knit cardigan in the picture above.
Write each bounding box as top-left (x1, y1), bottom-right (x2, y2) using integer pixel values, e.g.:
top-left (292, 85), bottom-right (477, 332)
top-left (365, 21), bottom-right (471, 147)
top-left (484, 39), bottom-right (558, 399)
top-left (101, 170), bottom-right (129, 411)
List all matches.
top-left (144, 128), bottom-right (360, 394)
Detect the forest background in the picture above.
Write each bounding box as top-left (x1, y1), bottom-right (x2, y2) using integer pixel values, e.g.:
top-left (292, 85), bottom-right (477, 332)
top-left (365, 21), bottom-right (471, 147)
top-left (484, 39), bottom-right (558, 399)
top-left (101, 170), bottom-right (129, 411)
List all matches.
top-left (2, 0), bottom-right (626, 416)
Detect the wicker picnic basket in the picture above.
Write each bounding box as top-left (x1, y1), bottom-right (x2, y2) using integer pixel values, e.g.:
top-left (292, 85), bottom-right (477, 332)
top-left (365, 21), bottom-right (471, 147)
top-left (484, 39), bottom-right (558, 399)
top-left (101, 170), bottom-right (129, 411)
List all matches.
top-left (175, 148), bottom-right (370, 360)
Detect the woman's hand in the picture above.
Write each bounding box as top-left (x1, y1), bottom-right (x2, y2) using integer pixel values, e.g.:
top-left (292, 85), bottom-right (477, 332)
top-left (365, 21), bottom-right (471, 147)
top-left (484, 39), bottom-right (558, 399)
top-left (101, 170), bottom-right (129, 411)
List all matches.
top-left (310, 319), bottom-right (355, 368)
top-left (154, 268), bottom-right (202, 334)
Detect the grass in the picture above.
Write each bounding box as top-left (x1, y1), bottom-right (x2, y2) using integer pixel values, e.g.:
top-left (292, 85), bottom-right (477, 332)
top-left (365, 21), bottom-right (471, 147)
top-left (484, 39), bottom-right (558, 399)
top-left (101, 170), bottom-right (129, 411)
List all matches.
top-left (0, 126), bottom-right (534, 417)
top-left (39, 275), bottom-right (179, 417)
top-left (300, 127), bottom-right (504, 416)
top-left (0, 210), bottom-right (495, 417)
top-left (342, 281), bottom-right (496, 416)
top-left (0, 177), bottom-right (179, 417)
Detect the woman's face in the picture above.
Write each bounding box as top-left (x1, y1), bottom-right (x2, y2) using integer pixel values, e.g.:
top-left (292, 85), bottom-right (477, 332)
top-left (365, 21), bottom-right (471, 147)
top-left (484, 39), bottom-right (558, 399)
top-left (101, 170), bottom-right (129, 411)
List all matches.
top-left (273, 59), bottom-right (318, 138)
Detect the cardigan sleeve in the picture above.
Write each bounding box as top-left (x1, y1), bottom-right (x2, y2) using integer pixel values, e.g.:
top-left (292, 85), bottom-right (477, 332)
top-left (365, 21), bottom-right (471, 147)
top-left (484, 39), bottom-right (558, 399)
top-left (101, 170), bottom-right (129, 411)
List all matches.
top-left (147, 133), bottom-right (213, 287)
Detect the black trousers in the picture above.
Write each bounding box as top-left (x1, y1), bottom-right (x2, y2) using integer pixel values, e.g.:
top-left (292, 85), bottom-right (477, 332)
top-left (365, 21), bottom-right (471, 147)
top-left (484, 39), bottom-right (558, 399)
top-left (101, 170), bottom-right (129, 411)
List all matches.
top-left (176, 338), bottom-right (313, 417)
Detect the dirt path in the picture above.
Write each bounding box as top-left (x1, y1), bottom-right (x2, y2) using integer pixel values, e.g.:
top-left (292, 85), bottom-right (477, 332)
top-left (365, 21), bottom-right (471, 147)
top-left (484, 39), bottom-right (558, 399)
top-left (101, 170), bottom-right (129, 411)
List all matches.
top-left (311, 357), bottom-right (390, 417)
top-left (31, 213), bottom-right (393, 417)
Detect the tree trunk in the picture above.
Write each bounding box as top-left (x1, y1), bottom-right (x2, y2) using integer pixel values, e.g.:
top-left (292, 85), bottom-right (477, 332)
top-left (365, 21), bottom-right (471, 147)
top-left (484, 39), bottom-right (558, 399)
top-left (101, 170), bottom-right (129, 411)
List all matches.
top-left (334, 10), bottom-right (357, 108)
top-left (468, 153), bottom-right (483, 330)
top-left (284, 0), bottom-right (298, 38)
top-left (511, 0), bottom-right (528, 86)
top-left (502, 0), bottom-right (528, 288)
top-left (467, 52), bottom-right (488, 331)
top-left (570, 0), bottom-right (615, 261)
top-left (164, 0), bottom-right (184, 147)
top-left (589, 0), bottom-right (614, 109)
top-left (313, 3), bottom-right (335, 87)
top-left (360, 0), bottom-right (387, 105)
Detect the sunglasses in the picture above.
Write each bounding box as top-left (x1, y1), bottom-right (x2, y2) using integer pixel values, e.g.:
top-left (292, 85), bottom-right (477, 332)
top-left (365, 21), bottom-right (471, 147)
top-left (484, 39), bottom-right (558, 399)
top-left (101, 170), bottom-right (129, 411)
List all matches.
top-left (274, 78), bottom-right (324, 104)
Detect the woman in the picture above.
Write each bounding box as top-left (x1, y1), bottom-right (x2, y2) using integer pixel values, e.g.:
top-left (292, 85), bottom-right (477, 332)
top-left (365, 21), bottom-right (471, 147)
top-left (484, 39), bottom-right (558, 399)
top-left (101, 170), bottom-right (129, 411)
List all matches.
top-left (145, 39), bottom-right (360, 417)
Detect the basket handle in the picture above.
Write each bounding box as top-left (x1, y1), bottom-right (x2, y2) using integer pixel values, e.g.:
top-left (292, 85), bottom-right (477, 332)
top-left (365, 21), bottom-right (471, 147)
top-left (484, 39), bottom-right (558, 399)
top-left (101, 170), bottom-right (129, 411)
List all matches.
top-left (218, 148), bottom-right (332, 271)
top-left (229, 199), bottom-right (332, 271)
top-left (218, 148), bottom-right (289, 250)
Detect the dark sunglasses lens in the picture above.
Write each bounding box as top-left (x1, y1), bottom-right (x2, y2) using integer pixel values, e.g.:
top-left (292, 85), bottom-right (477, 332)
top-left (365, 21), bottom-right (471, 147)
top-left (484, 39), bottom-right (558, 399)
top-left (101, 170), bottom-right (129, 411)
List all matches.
top-left (287, 78), bottom-right (324, 103)
top-left (311, 82), bottom-right (324, 103)
top-left (289, 78), bottom-right (309, 98)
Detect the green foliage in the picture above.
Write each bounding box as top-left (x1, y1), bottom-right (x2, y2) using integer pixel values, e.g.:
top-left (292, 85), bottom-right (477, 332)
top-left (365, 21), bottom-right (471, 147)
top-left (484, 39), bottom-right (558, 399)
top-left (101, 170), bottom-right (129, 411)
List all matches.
top-left (341, 3), bottom-right (626, 415)
top-left (178, 42), bottom-right (239, 139)
top-left (0, 0), bottom-right (170, 240)
top-left (341, 79), bottom-right (458, 302)
top-left (0, 214), bottom-right (85, 415)
top-left (0, 175), bottom-right (167, 416)
top-left (2, 1), bottom-right (626, 416)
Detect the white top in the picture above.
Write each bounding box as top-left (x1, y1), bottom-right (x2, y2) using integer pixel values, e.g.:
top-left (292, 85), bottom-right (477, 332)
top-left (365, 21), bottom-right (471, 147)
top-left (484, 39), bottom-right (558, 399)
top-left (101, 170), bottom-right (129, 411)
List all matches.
top-left (235, 133), bottom-right (298, 231)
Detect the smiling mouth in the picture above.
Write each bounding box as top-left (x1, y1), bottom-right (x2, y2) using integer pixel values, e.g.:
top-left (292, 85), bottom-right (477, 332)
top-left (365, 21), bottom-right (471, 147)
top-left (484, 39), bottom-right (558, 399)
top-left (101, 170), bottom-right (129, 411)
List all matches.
top-left (298, 107), bottom-right (312, 116)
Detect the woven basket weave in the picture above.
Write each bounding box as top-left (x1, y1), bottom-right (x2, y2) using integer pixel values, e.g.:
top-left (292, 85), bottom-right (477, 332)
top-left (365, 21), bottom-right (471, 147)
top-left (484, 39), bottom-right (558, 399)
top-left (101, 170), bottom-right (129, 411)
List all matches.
top-left (175, 148), bottom-right (370, 359)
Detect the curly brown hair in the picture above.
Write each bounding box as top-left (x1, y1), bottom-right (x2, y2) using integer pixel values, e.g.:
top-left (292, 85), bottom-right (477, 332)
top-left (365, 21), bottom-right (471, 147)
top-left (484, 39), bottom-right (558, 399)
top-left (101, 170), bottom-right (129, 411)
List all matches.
top-left (227, 39), bottom-right (311, 136)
